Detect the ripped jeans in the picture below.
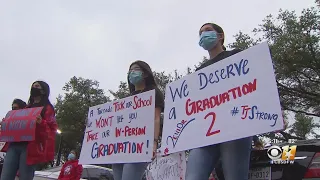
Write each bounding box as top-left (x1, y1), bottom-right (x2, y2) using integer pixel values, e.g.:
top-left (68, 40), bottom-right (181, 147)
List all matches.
top-left (112, 162), bottom-right (148, 180)
top-left (186, 137), bottom-right (252, 180)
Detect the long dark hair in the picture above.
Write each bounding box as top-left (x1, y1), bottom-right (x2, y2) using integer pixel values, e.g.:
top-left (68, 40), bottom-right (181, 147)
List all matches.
top-left (12, 99), bottom-right (27, 109)
top-left (127, 60), bottom-right (158, 94)
top-left (27, 81), bottom-right (54, 116)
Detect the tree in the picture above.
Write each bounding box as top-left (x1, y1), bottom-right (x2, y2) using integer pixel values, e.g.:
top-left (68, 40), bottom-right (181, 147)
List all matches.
top-left (109, 81), bottom-right (130, 100)
top-left (194, 56), bottom-right (209, 70)
top-left (258, 111), bottom-right (291, 142)
top-left (55, 76), bottom-right (110, 158)
top-left (289, 113), bottom-right (320, 139)
top-left (229, 31), bottom-right (260, 50)
top-left (229, 5), bottom-right (320, 117)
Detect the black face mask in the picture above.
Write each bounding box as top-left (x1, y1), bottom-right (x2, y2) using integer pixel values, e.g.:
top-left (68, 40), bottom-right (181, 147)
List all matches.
top-left (30, 87), bottom-right (42, 97)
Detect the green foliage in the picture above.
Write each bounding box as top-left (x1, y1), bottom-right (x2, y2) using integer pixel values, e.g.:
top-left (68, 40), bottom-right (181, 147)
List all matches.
top-left (229, 6), bottom-right (320, 117)
top-left (52, 4), bottom-right (320, 160)
top-left (194, 56), bottom-right (209, 70)
top-left (55, 76), bottom-right (110, 157)
top-left (109, 81), bottom-right (130, 100)
top-left (289, 113), bottom-right (320, 139)
top-left (229, 31), bottom-right (261, 50)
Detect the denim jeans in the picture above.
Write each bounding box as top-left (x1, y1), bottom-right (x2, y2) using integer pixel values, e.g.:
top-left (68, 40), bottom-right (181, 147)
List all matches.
top-left (0, 143), bottom-right (35, 180)
top-left (112, 162), bottom-right (148, 180)
top-left (186, 137), bottom-right (252, 180)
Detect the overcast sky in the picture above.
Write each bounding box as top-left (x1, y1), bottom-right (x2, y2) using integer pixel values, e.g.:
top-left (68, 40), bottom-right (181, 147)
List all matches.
top-left (0, 0), bottom-right (316, 118)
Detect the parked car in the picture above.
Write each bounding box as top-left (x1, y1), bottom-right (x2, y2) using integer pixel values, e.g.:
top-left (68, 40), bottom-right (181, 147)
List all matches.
top-left (214, 139), bottom-right (320, 180)
top-left (34, 164), bottom-right (114, 180)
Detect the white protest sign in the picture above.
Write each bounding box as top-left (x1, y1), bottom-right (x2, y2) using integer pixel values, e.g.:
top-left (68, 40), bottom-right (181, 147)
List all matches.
top-left (0, 142), bottom-right (5, 160)
top-left (160, 42), bottom-right (283, 155)
top-left (79, 90), bottom-right (155, 164)
top-left (146, 152), bottom-right (186, 180)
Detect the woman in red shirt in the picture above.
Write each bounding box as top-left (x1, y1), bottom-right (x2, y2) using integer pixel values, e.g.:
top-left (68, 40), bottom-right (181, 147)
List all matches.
top-left (0, 81), bottom-right (56, 180)
top-left (58, 150), bottom-right (83, 180)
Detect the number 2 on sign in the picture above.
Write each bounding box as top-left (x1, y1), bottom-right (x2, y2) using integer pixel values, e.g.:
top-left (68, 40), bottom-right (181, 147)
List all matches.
top-left (204, 112), bottom-right (220, 136)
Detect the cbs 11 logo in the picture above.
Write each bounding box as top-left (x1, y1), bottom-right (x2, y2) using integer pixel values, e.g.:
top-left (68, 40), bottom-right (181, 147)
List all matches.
top-left (267, 145), bottom-right (297, 164)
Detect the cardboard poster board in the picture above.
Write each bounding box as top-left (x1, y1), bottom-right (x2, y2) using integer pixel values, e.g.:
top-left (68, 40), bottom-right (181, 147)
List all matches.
top-left (0, 107), bottom-right (43, 142)
top-left (79, 90), bottom-right (155, 164)
top-left (161, 42), bottom-right (283, 155)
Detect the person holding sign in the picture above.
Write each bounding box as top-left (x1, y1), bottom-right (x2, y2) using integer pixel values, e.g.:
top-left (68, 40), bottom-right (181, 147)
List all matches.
top-left (58, 150), bottom-right (83, 180)
top-left (0, 99), bottom-right (27, 126)
top-left (185, 23), bottom-right (253, 180)
top-left (112, 60), bottom-right (164, 180)
top-left (0, 81), bottom-right (56, 180)
top-left (11, 99), bottom-right (27, 110)
top-left (25, 81), bottom-right (58, 164)
top-left (1, 99), bottom-right (27, 178)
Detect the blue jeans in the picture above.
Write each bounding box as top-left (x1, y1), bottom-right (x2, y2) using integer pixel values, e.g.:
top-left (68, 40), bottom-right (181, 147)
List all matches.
top-left (112, 162), bottom-right (148, 180)
top-left (186, 137), bottom-right (252, 180)
top-left (0, 143), bottom-right (35, 180)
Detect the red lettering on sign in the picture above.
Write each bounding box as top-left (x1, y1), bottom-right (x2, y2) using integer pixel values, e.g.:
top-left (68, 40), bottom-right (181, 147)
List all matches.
top-left (132, 96), bottom-right (152, 110)
top-left (86, 130), bottom-right (98, 142)
top-left (204, 112), bottom-right (220, 137)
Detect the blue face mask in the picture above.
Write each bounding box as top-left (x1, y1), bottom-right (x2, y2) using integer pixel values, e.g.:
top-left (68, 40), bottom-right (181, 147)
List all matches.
top-left (68, 153), bottom-right (76, 160)
top-left (199, 31), bottom-right (219, 50)
top-left (129, 71), bottom-right (143, 85)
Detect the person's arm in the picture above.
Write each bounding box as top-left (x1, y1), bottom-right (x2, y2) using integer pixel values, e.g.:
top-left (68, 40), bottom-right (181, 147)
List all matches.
top-left (75, 164), bottom-right (83, 180)
top-left (153, 88), bottom-right (164, 157)
top-left (154, 108), bottom-right (161, 145)
top-left (36, 106), bottom-right (54, 142)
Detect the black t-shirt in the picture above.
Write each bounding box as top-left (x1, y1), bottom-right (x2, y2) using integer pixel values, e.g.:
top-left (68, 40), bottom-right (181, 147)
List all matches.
top-left (196, 49), bottom-right (242, 71)
top-left (131, 86), bottom-right (164, 112)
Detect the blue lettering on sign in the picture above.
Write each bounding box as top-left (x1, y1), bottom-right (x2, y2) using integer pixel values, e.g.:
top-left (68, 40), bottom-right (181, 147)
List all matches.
top-left (29, 121), bottom-right (35, 129)
top-left (248, 105), bottom-right (278, 127)
top-left (128, 112), bottom-right (137, 123)
top-left (12, 109), bottom-right (32, 118)
top-left (166, 118), bottom-right (195, 148)
top-left (168, 80), bottom-right (189, 102)
top-left (91, 142), bottom-right (98, 159)
top-left (198, 59), bottom-right (250, 90)
top-left (97, 106), bottom-right (112, 115)
top-left (0, 136), bottom-right (14, 142)
top-left (126, 101), bottom-right (133, 108)
top-left (20, 136), bottom-right (33, 141)
top-left (8, 120), bottom-right (27, 130)
top-left (169, 108), bottom-right (176, 120)
top-left (117, 115), bottom-right (123, 123)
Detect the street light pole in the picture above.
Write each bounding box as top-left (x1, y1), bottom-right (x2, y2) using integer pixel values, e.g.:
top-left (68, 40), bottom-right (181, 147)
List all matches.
top-left (56, 130), bottom-right (63, 166)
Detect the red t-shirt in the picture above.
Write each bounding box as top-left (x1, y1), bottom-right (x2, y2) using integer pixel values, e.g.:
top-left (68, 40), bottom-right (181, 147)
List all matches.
top-left (58, 160), bottom-right (83, 180)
